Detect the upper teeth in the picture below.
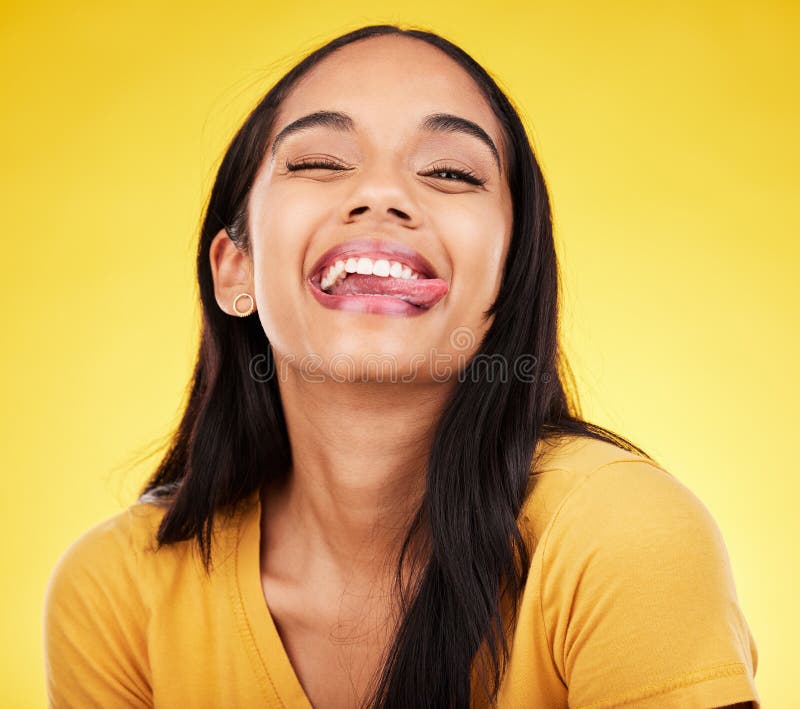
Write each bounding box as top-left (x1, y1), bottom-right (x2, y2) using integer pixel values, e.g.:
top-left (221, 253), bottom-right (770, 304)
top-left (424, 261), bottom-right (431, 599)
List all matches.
top-left (320, 257), bottom-right (421, 291)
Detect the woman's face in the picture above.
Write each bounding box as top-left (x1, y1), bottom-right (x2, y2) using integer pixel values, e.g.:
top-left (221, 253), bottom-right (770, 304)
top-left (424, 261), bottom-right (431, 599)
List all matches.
top-left (245, 35), bottom-right (513, 383)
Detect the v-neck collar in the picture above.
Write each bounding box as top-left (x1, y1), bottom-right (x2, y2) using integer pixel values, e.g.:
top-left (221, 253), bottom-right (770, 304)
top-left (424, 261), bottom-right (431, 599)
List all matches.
top-left (229, 488), bottom-right (314, 708)
top-left (225, 474), bottom-right (532, 709)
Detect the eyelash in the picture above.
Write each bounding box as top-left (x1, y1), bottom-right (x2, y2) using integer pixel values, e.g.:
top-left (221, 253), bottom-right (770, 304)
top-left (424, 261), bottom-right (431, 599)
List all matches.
top-left (285, 158), bottom-right (487, 187)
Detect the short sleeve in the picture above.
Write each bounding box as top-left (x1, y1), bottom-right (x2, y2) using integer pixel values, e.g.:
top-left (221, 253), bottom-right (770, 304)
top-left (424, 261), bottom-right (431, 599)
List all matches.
top-left (43, 509), bottom-right (152, 707)
top-left (539, 459), bottom-right (760, 709)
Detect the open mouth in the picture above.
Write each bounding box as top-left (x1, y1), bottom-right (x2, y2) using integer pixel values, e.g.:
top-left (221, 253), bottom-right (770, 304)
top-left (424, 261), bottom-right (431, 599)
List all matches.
top-left (310, 256), bottom-right (449, 310)
top-left (306, 238), bottom-right (450, 316)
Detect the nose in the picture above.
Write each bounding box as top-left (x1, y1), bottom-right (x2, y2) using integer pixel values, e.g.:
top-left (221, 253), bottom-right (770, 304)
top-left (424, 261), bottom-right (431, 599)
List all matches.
top-left (339, 164), bottom-right (422, 228)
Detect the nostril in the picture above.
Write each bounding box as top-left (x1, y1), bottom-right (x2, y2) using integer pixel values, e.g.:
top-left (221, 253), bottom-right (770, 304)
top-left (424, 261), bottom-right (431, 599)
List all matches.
top-left (389, 207), bottom-right (411, 220)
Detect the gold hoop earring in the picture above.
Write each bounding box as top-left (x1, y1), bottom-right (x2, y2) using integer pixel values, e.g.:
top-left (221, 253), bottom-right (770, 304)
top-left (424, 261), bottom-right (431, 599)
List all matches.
top-left (232, 293), bottom-right (255, 317)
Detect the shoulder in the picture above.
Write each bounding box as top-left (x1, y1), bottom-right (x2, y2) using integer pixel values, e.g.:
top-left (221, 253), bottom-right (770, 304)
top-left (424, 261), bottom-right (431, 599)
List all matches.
top-left (43, 501), bottom-right (172, 705)
top-left (522, 434), bottom-right (679, 541)
top-left (44, 501), bottom-right (169, 615)
top-left (527, 436), bottom-right (729, 571)
top-left (45, 491), bottom-right (247, 612)
top-left (525, 434), bottom-right (739, 609)
top-left (49, 500), bottom-right (170, 572)
top-left (44, 488), bottom-right (238, 603)
top-left (43, 495), bottom-right (250, 705)
top-left (522, 435), bottom-right (760, 707)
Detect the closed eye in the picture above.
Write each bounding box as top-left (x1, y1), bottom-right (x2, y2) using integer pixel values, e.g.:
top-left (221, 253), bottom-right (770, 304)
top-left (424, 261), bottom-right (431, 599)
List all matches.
top-left (285, 158), bottom-right (350, 172)
top-left (420, 162), bottom-right (486, 186)
top-left (285, 159), bottom-right (487, 186)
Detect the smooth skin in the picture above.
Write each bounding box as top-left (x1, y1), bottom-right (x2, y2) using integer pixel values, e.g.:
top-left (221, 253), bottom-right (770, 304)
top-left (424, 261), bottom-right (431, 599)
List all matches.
top-left (208, 33), bottom-right (751, 709)
top-left (209, 33), bottom-right (512, 708)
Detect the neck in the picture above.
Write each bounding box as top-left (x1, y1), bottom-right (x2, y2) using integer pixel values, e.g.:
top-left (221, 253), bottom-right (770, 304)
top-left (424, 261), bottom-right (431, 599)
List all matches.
top-left (261, 368), bottom-right (453, 588)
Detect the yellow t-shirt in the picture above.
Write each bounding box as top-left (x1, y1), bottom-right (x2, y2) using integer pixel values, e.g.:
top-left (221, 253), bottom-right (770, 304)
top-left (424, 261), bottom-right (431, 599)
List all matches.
top-left (43, 435), bottom-right (760, 708)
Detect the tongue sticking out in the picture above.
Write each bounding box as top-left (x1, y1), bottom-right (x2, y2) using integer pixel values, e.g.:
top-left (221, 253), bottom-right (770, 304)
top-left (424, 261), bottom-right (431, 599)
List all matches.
top-left (325, 273), bottom-right (449, 309)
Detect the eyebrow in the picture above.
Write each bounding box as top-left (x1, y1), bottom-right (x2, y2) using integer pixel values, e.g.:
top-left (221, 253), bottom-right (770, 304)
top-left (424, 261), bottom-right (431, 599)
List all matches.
top-left (270, 110), bottom-right (501, 171)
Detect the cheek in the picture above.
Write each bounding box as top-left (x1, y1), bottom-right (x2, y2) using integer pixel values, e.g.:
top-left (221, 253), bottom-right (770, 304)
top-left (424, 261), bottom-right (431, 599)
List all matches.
top-left (248, 187), bottom-right (329, 350)
top-left (252, 186), bottom-right (325, 266)
top-left (432, 197), bottom-right (510, 316)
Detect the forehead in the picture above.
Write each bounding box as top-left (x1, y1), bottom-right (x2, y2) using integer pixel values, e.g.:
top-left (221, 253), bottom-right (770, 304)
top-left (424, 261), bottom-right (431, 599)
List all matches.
top-left (270, 35), bottom-right (505, 165)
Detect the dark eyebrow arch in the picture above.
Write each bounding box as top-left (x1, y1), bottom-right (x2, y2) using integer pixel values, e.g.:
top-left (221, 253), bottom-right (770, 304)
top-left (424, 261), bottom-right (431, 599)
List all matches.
top-left (271, 111), bottom-right (355, 158)
top-left (419, 112), bottom-right (501, 171)
top-left (270, 110), bottom-right (501, 171)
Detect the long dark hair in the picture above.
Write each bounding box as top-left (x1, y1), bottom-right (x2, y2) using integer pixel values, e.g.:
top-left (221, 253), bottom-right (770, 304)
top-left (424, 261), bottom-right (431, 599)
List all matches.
top-left (139, 23), bottom-right (654, 708)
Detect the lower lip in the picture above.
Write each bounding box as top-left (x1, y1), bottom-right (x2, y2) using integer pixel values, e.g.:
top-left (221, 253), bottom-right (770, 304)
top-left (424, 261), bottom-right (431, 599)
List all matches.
top-left (307, 277), bottom-right (433, 317)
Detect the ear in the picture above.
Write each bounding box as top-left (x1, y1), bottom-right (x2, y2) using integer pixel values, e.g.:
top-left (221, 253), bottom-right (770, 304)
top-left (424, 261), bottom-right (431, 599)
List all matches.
top-left (209, 228), bottom-right (256, 316)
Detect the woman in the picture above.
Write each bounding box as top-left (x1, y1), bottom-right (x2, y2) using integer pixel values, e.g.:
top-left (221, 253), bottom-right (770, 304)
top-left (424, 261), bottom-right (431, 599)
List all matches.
top-left (43, 24), bottom-right (759, 708)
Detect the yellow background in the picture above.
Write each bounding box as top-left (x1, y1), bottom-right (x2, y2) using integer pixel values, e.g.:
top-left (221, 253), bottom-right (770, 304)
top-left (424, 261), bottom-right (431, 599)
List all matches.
top-left (1, 1), bottom-right (796, 705)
